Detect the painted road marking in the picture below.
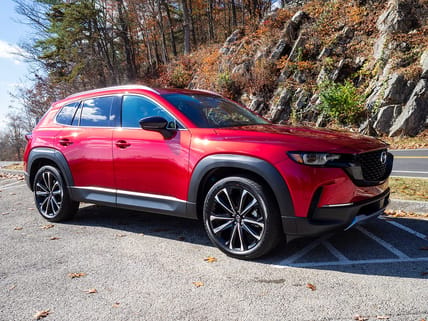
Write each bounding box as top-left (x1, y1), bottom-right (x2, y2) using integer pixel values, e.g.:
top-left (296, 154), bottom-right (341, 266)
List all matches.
top-left (274, 217), bottom-right (428, 268)
top-left (356, 226), bottom-right (409, 259)
top-left (391, 170), bottom-right (428, 174)
top-left (394, 156), bottom-right (428, 159)
top-left (0, 181), bottom-right (25, 190)
top-left (385, 219), bottom-right (427, 241)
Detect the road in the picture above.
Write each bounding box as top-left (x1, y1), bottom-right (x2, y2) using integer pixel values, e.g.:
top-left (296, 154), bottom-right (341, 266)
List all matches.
top-left (391, 149), bottom-right (428, 178)
top-left (1, 176), bottom-right (427, 321)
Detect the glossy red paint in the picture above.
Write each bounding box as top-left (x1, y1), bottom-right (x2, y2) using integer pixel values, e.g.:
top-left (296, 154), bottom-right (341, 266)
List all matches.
top-left (24, 85), bottom-right (392, 244)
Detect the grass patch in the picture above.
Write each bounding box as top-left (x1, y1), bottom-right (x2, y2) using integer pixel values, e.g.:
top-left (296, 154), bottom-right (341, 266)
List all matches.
top-left (389, 177), bottom-right (428, 202)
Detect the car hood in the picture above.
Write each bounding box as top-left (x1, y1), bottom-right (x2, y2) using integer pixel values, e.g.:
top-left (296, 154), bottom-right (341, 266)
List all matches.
top-left (214, 124), bottom-right (387, 153)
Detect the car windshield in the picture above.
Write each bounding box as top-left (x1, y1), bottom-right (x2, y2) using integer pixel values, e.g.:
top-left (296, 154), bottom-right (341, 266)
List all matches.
top-left (162, 93), bottom-right (269, 128)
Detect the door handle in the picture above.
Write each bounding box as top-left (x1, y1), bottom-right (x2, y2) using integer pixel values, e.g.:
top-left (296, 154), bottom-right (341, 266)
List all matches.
top-left (59, 138), bottom-right (73, 146)
top-left (115, 140), bottom-right (131, 149)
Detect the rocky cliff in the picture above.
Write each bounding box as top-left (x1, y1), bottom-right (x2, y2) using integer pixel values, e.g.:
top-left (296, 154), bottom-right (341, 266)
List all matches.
top-left (188, 0), bottom-right (428, 137)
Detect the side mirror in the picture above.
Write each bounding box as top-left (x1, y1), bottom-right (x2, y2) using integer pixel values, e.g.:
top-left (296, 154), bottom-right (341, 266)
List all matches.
top-left (139, 116), bottom-right (176, 139)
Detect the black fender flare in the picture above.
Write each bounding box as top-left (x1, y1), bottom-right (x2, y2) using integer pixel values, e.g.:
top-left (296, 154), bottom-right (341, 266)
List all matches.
top-left (187, 154), bottom-right (295, 219)
top-left (26, 147), bottom-right (74, 191)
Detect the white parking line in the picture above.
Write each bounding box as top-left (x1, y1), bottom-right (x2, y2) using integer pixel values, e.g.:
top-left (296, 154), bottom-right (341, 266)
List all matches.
top-left (356, 226), bottom-right (409, 259)
top-left (273, 216), bottom-right (428, 268)
top-left (0, 181), bottom-right (22, 188)
top-left (391, 170), bottom-right (428, 174)
top-left (0, 181), bottom-right (25, 190)
top-left (322, 240), bottom-right (350, 262)
top-left (385, 220), bottom-right (427, 241)
top-left (279, 257), bottom-right (428, 268)
top-left (277, 235), bottom-right (331, 266)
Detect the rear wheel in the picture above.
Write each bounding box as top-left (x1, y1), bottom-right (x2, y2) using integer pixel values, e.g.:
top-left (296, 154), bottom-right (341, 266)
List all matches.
top-left (203, 176), bottom-right (282, 259)
top-left (33, 165), bottom-right (79, 222)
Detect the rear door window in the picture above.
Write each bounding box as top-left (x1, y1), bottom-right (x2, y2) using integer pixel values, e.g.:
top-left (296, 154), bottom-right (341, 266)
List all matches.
top-left (80, 96), bottom-right (115, 127)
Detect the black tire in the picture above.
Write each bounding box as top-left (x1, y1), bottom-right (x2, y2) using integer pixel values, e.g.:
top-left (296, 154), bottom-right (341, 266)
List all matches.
top-left (33, 165), bottom-right (79, 222)
top-left (203, 176), bottom-right (282, 259)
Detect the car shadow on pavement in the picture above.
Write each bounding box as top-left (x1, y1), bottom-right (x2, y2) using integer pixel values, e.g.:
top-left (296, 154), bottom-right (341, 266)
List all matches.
top-left (68, 205), bottom-right (428, 279)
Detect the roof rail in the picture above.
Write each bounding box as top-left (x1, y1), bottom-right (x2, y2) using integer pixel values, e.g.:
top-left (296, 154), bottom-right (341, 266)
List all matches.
top-left (65, 85), bottom-right (160, 99)
top-left (193, 88), bottom-right (221, 96)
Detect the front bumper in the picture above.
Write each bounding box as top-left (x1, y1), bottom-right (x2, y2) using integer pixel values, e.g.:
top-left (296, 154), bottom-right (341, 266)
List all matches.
top-left (282, 188), bottom-right (390, 237)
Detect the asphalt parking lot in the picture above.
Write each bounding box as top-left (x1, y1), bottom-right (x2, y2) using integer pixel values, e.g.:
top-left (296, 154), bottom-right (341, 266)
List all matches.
top-left (1, 175), bottom-right (428, 321)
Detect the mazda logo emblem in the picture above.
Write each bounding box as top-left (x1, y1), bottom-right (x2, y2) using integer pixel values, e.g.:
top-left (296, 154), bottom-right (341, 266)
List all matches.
top-left (380, 151), bottom-right (387, 164)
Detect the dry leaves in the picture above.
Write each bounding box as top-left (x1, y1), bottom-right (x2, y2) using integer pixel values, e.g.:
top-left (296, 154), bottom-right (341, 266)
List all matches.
top-left (192, 281), bottom-right (204, 288)
top-left (377, 316), bottom-right (390, 320)
top-left (14, 227), bottom-right (23, 231)
top-left (9, 285), bottom-right (16, 291)
top-left (384, 209), bottom-right (428, 219)
top-left (112, 302), bottom-right (120, 308)
top-left (115, 233), bottom-right (127, 238)
top-left (41, 224), bottom-right (54, 230)
top-left (82, 288), bottom-right (97, 294)
top-left (204, 256), bottom-right (217, 263)
top-left (50, 237), bottom-right (60, 240)
top-left (68, 272), bottom-right (86, 279)
top-left (353, 315), bottom-right (369, 321)
top-left (33, 309), bottom-right (50, 320)
top-left (306, 283), bottom-right (316, 291)
top-left (1, 212), bottom-right (9, 215)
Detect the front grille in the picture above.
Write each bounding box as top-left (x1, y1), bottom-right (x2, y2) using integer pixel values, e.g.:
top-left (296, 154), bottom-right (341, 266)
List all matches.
top-left (356, 149), bottom-right (389, 182)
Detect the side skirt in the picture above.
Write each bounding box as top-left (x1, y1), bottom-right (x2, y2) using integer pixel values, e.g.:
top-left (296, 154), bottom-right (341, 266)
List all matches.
top-left (69, 186), bottom-right (196, 219)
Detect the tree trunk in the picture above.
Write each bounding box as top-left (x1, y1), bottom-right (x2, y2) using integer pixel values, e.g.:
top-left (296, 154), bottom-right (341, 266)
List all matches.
top-left (181, 0), bottom-right (191, 54)
top-left (162, 0), bottom-right (177, 56)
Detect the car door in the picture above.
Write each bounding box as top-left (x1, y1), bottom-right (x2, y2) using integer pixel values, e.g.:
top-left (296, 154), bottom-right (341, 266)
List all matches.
top-left (112, 95), bottom-right (191, 213)
top-left (55, 96), bottom-right (119, 191)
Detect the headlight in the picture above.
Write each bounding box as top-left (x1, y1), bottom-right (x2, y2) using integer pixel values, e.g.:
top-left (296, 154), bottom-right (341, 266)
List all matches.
top-left (287, 152), bottom-right (341, 166)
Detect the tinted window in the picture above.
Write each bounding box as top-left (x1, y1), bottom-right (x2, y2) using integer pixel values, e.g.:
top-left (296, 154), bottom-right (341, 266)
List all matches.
top-left (80, 96), bottom-right (114, 127)
top-left (56, 102), bottom-right (79, 125)
top-left (163, 94), bottom-right (269, 128)
top-left (122, 95), bottom-right (176, 128)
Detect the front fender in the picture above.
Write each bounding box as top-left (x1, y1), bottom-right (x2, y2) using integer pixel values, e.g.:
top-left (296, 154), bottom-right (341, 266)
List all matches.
top-left (187, 154), bottom-right (295, 220)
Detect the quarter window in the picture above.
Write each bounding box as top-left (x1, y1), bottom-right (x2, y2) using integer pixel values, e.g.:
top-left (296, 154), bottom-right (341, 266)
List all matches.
top-left (56, 102), bottom-right (79, 125)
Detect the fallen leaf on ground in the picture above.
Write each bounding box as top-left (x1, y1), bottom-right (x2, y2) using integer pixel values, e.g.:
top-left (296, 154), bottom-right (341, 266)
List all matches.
top-left (68, 272), bottom-right (86, 279)
top-left (112, 302), bottom-right (120, 308)
top-left (14, 227), bottom-right (23, 231)
top-left (204, 256), bottom-right (217, 263)
top-left (377, 316), bottom-right (390, 319)
top-left (41, 224), bottom-right (54, 230)
top-left (422, 271), bottom-right (428, 276)
top-left (177, 236), bottom-right (186, 241)
top-left (1, 212), bottom-right (9, 215)
top-left (419, 246), bottom-right (428, 250)
top-left (9, 285), bottom-right (16, 291)
top-left (353, 315), bottom-right (369, 321)
top-left (192, 281), bottom-right (204, 287)
top-left (83, 288), bottom-right (97, 294)
top-left (115, 233), bottom-right (127, 238)
top-left (50, 237), bottom-right (60, 240)
top-left (33, 309), bottom-right (50, 320)
top-left (306, 283), bottom-right (316, 291)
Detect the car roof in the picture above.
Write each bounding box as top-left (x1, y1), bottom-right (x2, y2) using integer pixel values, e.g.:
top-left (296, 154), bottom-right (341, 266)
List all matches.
top-left (64, 85), bottom-right (221, 101)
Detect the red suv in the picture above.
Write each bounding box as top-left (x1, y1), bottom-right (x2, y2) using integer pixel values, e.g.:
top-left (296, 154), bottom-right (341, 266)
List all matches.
top-left (24, 85), bottom-right (393, 259)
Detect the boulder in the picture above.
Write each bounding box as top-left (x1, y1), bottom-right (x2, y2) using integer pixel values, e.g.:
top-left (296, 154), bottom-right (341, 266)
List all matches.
top-left (389, 79), bottom-right (428, 136)
top-left (376, 0), bottom-right (418, 34)
top-left (219, 29), bottom-right (243, 55)
top-left (373, 105), bottom-right (402, 134)
top-left (383, 73), bottom-right (415, 104)
top-left (421, 49), bottom-right (428, 79)
top-left (270, 39), bottom-right (289, 61)
top-left (269, 88), bottom-right (293, 122)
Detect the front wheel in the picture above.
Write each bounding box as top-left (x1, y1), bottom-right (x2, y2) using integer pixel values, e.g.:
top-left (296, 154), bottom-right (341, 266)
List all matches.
top-left (33, 165), bottom-right (79, 222)
top-left (203, 176), bottom-right (282, 259)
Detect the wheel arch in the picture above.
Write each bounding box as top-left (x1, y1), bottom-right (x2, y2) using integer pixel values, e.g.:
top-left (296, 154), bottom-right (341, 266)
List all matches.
top-left (27, 148), bottom-right (74, 191)
top-left (187, 154), bottom-right (295, 222)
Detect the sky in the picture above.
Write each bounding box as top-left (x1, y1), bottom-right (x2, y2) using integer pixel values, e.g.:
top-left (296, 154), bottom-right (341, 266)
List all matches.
top-left (0, 0), bottom-right (33, 131)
